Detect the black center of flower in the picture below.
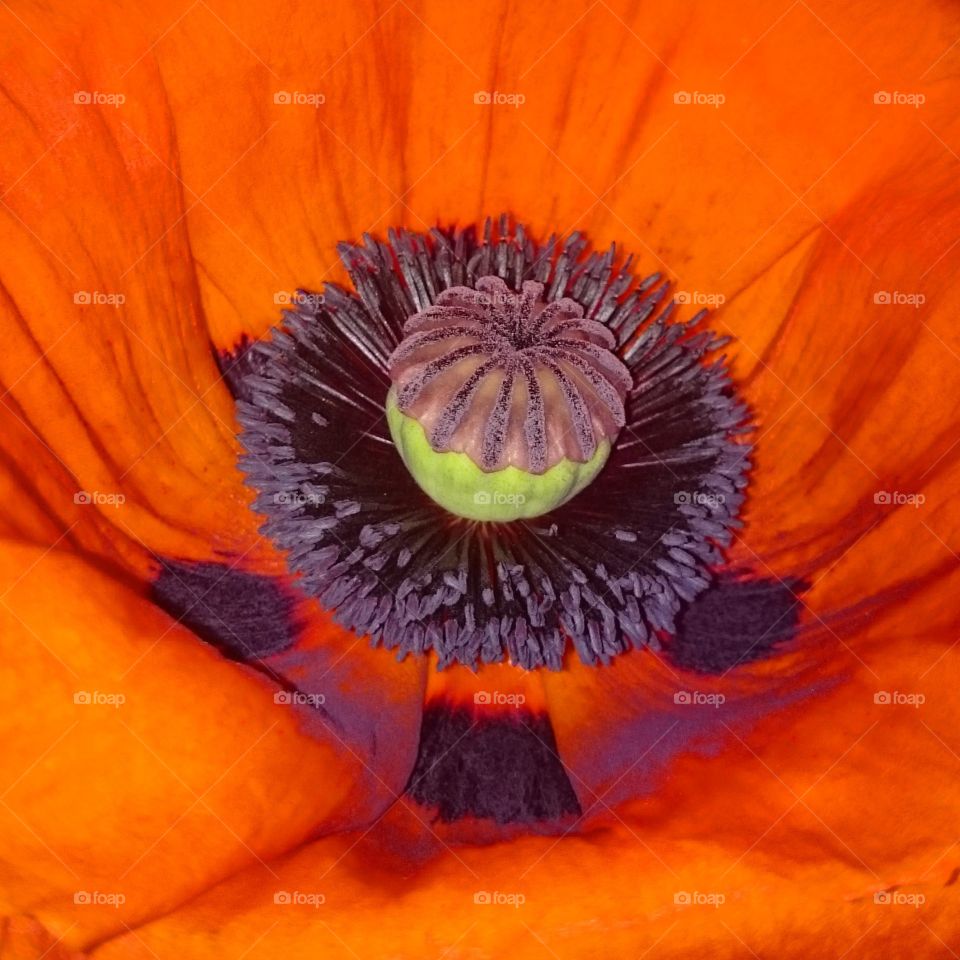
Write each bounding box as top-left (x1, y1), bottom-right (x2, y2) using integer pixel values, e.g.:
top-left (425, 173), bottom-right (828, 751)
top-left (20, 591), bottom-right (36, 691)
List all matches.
top-left (234, 217), bottom-right (751, 670)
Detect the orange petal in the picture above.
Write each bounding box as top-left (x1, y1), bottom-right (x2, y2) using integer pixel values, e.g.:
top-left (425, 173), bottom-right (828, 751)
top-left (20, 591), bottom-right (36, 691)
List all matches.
top-left (0, 916), bottom-right (87, 960)
top-left (542, 564), bottom-right (960, 893)
top-left (88, 565), bottom-right (960, 956)
top-left (0, 10), bottom-right (265, 568)
top-left (119, 0), bottom-right (959, 357)
top-left (0, 542), bottom-right (362, 949)
top-left (728, 150), bottom-right (960, 606)
top-left (89, 730), bottom-right (960, 960)
top-left (535, 45), bottom-right (960, 807)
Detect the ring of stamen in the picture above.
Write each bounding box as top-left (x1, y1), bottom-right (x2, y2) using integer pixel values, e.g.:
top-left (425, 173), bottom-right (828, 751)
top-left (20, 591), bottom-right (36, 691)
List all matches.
top-left (236, 217), bottom-right (751, 670)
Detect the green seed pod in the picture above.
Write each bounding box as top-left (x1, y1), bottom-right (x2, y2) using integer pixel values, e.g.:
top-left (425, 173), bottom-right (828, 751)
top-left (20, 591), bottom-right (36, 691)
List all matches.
top-left (386, 388), bottom-right (612, 521)
top-left (385, 276), bottom-right (631, 521)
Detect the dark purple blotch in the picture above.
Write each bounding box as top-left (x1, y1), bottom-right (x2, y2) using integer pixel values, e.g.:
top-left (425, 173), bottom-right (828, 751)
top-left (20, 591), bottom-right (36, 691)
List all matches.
top-left (406, 702), bottom-right (582, 824)
top-left (666, 574), bottom-right (807, 673)
top-left (150, 557), bottom-right (298, 661)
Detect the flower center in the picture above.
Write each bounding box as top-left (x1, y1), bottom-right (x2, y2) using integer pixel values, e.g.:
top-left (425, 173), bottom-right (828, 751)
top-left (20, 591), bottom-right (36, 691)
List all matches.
top-left (385, 276), bottom-right (631, 520)
top-left (233, 217), bottom-right (751, 670)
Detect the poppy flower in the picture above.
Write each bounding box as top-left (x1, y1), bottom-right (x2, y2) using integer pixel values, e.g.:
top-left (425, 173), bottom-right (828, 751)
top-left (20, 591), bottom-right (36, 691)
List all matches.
top-left (1, 0), bottom-right (959, 957)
